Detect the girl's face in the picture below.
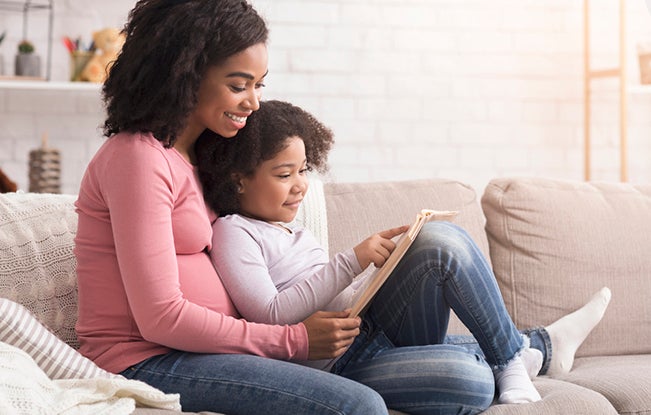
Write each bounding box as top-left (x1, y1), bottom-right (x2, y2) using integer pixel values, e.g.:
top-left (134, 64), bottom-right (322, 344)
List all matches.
top-left (188, 42), bottom-right (268, 140)
top-left (238, 136), bottom-right (309, 224)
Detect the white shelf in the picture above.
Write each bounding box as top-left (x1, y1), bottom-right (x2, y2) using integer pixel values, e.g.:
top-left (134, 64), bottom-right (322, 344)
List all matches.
top-left (628, 84), bottom-right (651, 94)
top-left (0, 79), bottom-right (101, 91)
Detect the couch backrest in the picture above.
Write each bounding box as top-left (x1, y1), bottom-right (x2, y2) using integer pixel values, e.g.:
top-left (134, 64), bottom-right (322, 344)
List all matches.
top-left (323, 178), bottom-right (490, 335)
top-left (482, 177), bottom-right (651, 357)
top-left (0, 192), bottom-right (80, 349)
top-left (324, 178), bottom-right (490, 261)
top-left (0, 180), bottom-right (489, 347)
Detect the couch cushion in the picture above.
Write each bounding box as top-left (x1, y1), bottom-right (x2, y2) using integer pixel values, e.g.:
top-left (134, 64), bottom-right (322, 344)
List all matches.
top-left (482, 177), bottom-right (651, 357)
top-left (483, 377), bottom-right (617, 415)
top-left (0, 192), bottom-right (79, 349)
top-left (558, 355), bottom-right (651, 415)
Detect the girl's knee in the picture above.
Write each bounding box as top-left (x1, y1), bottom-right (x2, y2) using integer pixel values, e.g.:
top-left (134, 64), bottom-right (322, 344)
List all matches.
top-left (420, 221), bottom-right (470, 242)
top-left (414, 222), bottom-right (477, 259)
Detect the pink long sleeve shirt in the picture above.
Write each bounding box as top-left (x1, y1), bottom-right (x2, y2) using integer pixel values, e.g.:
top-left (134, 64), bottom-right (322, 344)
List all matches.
top-left (74, 132), bottom-right (308, 373)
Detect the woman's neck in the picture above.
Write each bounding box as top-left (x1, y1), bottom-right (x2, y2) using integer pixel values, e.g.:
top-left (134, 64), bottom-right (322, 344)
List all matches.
top-left (173, 129), bottom-right (200, 165)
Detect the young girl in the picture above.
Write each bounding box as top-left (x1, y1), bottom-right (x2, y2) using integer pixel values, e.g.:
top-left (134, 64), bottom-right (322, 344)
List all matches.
top-left (196, 100), bottom-right (612, 414)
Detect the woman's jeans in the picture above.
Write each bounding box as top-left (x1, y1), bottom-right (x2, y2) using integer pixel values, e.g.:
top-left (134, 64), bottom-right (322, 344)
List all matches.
top-left (331, 222), bottom-right (553, 415)
top-left (121, 351), bottom-right (388, 415)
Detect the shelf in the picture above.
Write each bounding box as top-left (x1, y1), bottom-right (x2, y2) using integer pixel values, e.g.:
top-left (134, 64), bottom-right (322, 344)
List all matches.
top-left (587, 84), bottom-right (651, 95)
top-left (0, 1), bottom-right (51, 11)
top-left (0, 0), bottom-right (54, 80)
top-left (0, 79), bottom-right (101, 91)
top-left (628, 84), bottom-right (651, 94)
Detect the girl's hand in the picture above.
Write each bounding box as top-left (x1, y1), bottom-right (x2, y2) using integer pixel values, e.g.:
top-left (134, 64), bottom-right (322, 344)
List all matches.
top-left (302, 310), bottom-right (360, 360)
top-left (353, 225), bottom-right (409, 270)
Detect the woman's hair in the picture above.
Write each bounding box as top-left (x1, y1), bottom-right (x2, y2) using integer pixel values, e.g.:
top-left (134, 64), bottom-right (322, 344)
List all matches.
top-left (196, 100), bottom-right (334, 217)
top-left (102, 0), bottom-right (268, 147)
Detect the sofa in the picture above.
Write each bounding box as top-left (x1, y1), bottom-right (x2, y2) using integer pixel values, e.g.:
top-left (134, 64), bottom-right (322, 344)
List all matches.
top-left (0, 176), bottom-right (650, 414)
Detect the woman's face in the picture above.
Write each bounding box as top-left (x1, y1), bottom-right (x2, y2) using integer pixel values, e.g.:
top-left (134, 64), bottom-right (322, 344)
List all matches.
top-left (188, 42), bottom-right (268, 139)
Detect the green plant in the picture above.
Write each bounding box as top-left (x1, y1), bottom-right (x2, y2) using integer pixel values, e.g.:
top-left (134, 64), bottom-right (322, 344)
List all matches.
top-left (18, 40), bottom-right (34, 54)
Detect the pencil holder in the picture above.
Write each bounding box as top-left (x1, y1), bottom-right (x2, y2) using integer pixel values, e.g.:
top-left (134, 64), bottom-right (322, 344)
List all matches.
top-left (70, 51), bottom-right (94, 82)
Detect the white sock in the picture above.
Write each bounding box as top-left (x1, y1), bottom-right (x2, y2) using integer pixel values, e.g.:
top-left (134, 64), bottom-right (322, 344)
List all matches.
top-left (494, 356), bottom-right (542, 404)
top-left (520, 347), bottom-right (543, 379)
top-left (545, 287), bottom-right (612, 376)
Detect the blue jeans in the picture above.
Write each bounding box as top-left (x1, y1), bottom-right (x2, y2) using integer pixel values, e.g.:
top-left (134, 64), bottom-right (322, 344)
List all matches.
top-left (331, 222), bottom-right (553, 415)
top-left (121, 351), bottom-right (388, 414)
top-left (122, 222), bottom-right (551, 415)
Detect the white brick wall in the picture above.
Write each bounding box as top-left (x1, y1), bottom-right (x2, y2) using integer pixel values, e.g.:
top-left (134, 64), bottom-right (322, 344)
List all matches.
top-left (1, 0), bottom-right (650, 195)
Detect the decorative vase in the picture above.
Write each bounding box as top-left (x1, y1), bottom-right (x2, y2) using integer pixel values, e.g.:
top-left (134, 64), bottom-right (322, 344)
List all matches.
top-left (15, 53), bottom-right (41, 77)
top-left (29, 134), bottom-right (61, 194)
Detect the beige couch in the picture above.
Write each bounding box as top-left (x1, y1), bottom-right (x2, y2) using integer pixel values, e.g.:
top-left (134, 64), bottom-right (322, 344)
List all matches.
top-left (1, 176), bottom-right (650, 414)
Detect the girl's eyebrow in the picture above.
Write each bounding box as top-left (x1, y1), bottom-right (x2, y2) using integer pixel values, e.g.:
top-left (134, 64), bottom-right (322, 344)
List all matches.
top-left (271, 158), bottom-right (307, 170)
top-left (226, 69), bottom-right (269, 80)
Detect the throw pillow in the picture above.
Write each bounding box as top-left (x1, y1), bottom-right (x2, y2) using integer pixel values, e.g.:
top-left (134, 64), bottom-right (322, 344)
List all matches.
top-left (0, 297), bottom-right (117, 380)
top-left (482, 177), bottom-right (651, 357)
top-left (0, 192), bottom-right (79, 348)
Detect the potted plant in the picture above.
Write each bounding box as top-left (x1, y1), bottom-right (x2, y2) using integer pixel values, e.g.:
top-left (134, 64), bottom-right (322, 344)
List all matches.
top-left (15, 39), bottom-right (41, 78)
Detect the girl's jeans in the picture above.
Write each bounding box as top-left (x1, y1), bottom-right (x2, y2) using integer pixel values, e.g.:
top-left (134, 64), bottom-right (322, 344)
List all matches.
top-left (331, 221), bottom-right (552, 415)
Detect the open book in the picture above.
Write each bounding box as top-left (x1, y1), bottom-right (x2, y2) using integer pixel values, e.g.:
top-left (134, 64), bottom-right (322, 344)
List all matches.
top-left (349, 209), bottom-right (458, 318)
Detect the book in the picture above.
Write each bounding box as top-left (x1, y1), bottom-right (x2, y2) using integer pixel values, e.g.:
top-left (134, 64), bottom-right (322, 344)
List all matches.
top-left (348, 209), bottom-right (458, 318)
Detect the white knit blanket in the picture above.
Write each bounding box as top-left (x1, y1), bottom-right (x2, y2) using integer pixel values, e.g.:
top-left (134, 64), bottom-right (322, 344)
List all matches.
top-left (0, 341), bottom-right (181, 414)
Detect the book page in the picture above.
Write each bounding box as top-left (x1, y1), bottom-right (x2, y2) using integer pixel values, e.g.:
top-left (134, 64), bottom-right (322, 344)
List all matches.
top-left (348, 209), bottom-right (458, 318)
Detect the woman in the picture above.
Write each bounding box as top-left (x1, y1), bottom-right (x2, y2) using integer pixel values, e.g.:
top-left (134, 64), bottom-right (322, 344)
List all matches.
top-left (73, 1), bottom-right (387, 414)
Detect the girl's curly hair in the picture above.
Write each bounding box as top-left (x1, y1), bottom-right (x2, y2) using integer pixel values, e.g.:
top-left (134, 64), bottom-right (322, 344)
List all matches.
top-left (102, 0), bottom-right (268, 147)
top-left (196, 100), bottom-right (334, 217)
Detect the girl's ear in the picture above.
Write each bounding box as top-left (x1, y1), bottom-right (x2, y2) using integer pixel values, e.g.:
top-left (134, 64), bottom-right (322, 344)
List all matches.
top-left (231, 173), bottom-right (245, 194)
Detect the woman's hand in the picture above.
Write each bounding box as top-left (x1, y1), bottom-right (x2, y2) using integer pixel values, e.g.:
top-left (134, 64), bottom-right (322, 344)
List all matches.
top-left (353, 225), bottom-right (409, 270)
top-left (302, 310), bottom-right (361, 360)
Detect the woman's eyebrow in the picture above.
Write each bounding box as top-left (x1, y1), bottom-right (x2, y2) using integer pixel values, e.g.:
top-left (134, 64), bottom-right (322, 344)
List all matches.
top-left (226, 70), bottom-right (269, 80)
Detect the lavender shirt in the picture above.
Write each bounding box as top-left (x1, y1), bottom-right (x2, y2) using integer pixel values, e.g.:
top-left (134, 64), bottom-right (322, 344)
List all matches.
top-left (210, 214), bottom-right (367, 325)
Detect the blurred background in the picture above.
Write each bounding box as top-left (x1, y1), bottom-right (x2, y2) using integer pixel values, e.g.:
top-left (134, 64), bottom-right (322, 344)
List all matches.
top-left (0, 0), bottom-right (650, 194)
